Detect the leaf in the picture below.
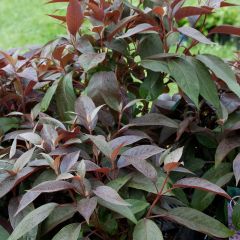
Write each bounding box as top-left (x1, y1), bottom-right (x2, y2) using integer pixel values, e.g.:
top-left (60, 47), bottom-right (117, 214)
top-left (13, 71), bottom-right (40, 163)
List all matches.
top-left (123, 99), bottom-right (143, 112)
top-left (56, 72), bottom-right (76, 121)
top-left (128, 173), bottom-right (169, 194)
top-left (167, 58), bottom-right (200, 106)
top-left (174, 7), bottom-right (212, 21)
top-left (14, 170), bottom-right (56, 215)
top-left (127, 199), bottom-right (150, 214)
top-left (75, 96), bottom-right (97, 131)
top-left (42, 204), bottom-right (76, 235)
top-left (233, 153), bottom-right (240, 186)
top-left (128, 113), bottom-right (178, 129)
top-left (109, 135), bottom-right (145, 149)
top-left (232, 204), bottom-right (240, 230)
top-left (164, 147), bottom-right (183, 165)
top-left (13, 147), bottom-right (35, 172)
top-left (0, 226), bottom-right (9, 239)
top-left (97, 198), bottom-right (137, 223)
top-left (9, 137), bottom-right (17, 159)
top-left (118, 145), bottom-right (164, 179)
top-left (15, 192), bottom-right (41, 216)
top-left (108, 15), bottom-right (137, 40)
top-left (133, 219), bottom-right (163, 240)
top-left (38, 116), bottom-right (66, 130)
top-left (117, 23), bottom-right (156, 39)
top-left (177, 26), bottom-right (213, 44)
top-left (60, 151), bottom-right (80, 173)
top-left (78, 53), bottom-right (106, 71)
top-left (138, 34), bottom-right (163, 59)
top-left (87, 71), bottom-right (121, 111)
top-left (163, 207), bottom-right (234, 238)
top-left (40, 80), bottom-right (59, 112)
top-left (87, 135), bottom-right (113, 159)
top-left (186, 57), bottom-right (221, 117)
top-left (164, 147), bottom-right (183, 173)
top-left (197, 54), bottom-right (240, 98)
top-left (8, 203), bottom-right (57, 240)
top-left (173, 177), bottom-right (231, 199)
top-left (140, 71), bottom-right (164, 100)
top-left (66, 0), bottom-right (84, 36)
top-left (19, 133), bottom-right (42, 145)
top-left (209, 25), bottom-right (240, 36)
top-left (0, 167), bottom-right (37, 198)
top-left (107, 174), bottom-right (132, 191)
top-left (77, 197), bottom-right (97, 223)
top-left (77, 160), bottom-right (86, 178)
top-left (30, 180), bottom-right (74, 193)
top-left (52, 223), bottom-right (81, 240)
top-left (141, 59), bottom-right (170, 73)
top-left (215, 136), bottom-right (240, 166)
top-left (93, 186), bottom-right (130, 206)
top-left (0, 117), bottom-right (20, 134)
top-left (8, 198), bottom-right (38, 240)
top-left (191, 163), bottom-right (232, 211)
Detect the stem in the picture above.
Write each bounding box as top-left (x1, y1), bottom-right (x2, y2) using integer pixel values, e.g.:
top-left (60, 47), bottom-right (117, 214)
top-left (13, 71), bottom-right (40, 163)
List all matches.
top-left (146, 174), bottom-right (169, 218)
top-left (117, 112), bottom-right (122, 130)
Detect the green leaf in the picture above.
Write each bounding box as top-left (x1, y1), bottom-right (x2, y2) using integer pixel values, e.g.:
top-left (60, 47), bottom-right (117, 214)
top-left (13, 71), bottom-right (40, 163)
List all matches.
top-left (141, 60), bottom-right (170, 73)
top-left (191, 163), bottom-right (232, 211)
top-left (164, 207), bottom-right (234, 238)
top-left (0, 226), bottom-right (9, 240)
top-left (167, 58), bottom-right (199, 107)
top-left (8, 203), bottom-right (57, 240)
top-left (140, 71), bottom-right (164, 100)
top-left (128, 173), bottom-right (169, 194)
top-left (52, 223), bottom-right (81, 240)
top-left (186, 57), bottom-right (221, 117)
top-left (126, 199), bottom-right (150, 214)
top-left (138, 34), bottom-right (163, 59)
top-left (197, 54), bottom-right (240, 98)
top-left (232, 204), bottom-right (240, 230)
top-left (40, 80), bottom-right (59, 112)
top-left (0, 117), bottom-right (20, 135)
top-left (87, 135), bottom-right (113, 159)
top-left (56, 72), bottom-right (76, 121)
top-left (133, 219), bottom-right (163, 240)
top-left (107, 174), bottom-right (132, 192)
top-left (97, 198), bottom-right (137, 224)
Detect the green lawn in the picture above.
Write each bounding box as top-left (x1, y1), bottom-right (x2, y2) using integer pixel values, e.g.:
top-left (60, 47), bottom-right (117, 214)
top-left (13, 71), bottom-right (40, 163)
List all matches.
top-left (0, 0), bottom-right (66, 50)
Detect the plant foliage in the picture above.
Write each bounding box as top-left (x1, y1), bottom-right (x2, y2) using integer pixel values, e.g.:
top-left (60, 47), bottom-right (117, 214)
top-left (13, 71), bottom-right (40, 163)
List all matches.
top-left (0, 0), bottom-right (240, 239)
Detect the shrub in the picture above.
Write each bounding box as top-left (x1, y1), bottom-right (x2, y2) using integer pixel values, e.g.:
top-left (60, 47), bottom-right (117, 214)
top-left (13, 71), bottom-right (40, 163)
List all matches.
top-left (0, 0), bottom-right (240, 239)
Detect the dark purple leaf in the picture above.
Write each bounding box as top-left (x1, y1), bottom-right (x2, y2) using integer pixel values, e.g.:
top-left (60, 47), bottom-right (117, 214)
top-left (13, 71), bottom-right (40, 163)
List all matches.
top-left (173, 177), bottom-right (231, 199)
top-left (60, 151), bottom-right (80, 173)
top-left (93, 186), bottom-right (130, 206)
top-left (77, 197), bottom-right (97, 223)
top-left (178, 26), bottom-right (213, 44)
top-left (233, 153), bottom-right (240, 186)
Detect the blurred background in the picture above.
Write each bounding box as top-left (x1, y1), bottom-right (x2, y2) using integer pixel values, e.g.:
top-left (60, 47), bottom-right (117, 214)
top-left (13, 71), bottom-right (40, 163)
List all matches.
top-left (0, 0), bottom-right (239, 59)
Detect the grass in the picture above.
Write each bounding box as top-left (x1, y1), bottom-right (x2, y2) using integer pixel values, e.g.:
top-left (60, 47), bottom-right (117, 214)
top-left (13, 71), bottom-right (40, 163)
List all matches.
top-left (0, 0), bottom-right (66, 50)
top-left (0, 0), bottom-right (239, 59)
